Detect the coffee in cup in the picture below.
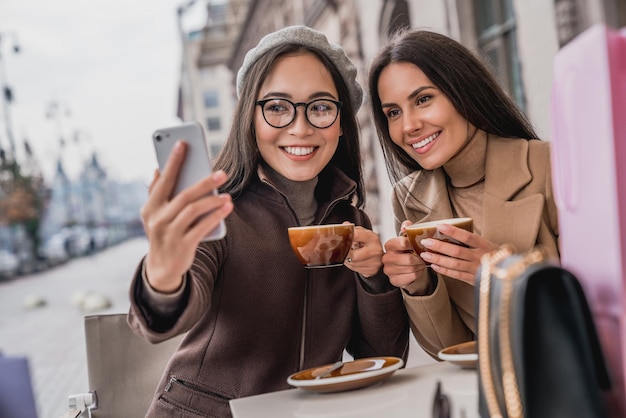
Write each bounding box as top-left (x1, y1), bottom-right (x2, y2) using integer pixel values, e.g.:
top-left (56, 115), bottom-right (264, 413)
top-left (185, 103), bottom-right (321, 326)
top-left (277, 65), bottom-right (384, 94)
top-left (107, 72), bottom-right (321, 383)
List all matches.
top-left (288, 223), bottom-right (354, 268)
top-left (404, 218), bottom-right (473, 261)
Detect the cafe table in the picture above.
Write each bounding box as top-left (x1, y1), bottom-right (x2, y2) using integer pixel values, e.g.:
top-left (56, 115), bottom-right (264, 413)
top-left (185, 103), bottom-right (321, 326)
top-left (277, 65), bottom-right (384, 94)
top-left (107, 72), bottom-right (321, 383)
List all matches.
top-left (229, 361), bottom-right (479, 418)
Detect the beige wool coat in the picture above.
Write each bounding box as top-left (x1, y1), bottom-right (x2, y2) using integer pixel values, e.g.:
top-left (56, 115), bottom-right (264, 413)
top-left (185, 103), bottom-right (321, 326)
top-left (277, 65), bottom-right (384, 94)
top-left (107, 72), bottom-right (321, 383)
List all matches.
top-left (391, 136), bottom-right (560, 358)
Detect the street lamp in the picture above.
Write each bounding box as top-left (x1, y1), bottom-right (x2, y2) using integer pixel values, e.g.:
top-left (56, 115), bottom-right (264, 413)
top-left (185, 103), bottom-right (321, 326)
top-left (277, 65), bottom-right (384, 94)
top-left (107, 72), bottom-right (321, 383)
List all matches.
top-left (45, 100), bottom-right (72, 148)
top-left (45, 100), bottom-right (74, 226)
top-left (0, 31), bottom-right (20, 160)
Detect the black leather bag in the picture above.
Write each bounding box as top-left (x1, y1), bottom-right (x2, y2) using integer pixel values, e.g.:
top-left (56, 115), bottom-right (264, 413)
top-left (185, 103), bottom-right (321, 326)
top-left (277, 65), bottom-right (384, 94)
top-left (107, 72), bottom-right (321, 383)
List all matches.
top-left (476, 246), bottom-right (611, 418)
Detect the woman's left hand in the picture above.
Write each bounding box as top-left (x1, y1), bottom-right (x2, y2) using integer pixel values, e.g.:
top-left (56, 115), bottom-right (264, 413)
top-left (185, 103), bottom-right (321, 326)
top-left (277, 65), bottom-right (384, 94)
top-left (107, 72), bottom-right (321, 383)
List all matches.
top-left (343, 224), bottom-right (383, 278)
top-left (419, 223), bottom-right (498, 285)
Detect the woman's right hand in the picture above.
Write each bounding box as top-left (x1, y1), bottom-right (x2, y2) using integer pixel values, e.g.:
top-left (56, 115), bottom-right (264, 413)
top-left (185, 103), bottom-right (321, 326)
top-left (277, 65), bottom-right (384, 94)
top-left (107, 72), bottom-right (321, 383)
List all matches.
top-left (140, 141), bottom-right (233, 293)
top-left (382, 220), bottom-right (431, 295)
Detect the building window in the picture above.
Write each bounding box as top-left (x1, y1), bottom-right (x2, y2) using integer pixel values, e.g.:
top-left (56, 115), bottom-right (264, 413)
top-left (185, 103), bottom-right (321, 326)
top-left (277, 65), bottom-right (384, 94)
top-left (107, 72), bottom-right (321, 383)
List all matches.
top-left (203, 90), bottom-right (219, 108)
top-left (473, 0), bottom-right (526, 111)
top-left (206, 117), bottom-right (221, 132)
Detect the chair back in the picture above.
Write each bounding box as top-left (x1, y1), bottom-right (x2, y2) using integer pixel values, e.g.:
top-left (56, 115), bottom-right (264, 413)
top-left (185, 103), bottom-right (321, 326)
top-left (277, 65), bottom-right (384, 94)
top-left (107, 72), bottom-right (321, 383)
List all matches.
top-left (84, 313), bottom-right (183, 418)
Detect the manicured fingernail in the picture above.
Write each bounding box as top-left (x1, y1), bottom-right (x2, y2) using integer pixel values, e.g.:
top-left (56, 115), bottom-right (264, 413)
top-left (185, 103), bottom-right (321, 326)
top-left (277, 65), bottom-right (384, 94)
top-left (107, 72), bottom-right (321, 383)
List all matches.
top-left (437, 224), bottom-right (450, 233)
top-left (421, 239), bottom-right (434, 248)
top-left (430, 264), bottom-right (441, 272)
top-left (421, 252), bottom-right (433, 261)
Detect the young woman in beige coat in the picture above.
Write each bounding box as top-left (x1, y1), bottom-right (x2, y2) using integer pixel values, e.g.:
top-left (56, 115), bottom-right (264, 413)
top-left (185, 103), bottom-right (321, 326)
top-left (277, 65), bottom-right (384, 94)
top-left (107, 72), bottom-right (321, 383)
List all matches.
top-left (367, 29), bottom-right (559, 358)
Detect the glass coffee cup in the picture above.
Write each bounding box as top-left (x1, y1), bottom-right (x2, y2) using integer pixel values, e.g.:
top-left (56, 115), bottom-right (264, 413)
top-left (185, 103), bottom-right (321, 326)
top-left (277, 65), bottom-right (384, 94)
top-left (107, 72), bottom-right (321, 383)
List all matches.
top-left (288, 223), bottom-right (355, 268)
top-left (404, 218), bottom-right (473, 266)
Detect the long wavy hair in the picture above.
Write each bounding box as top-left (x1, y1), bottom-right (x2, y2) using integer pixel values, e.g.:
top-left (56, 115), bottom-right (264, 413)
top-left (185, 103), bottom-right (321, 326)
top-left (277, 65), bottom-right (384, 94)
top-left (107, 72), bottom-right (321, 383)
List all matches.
top-left (368, 29), bottom-right (539, 183)
top-left (213, 44), bottom-right (365, 208)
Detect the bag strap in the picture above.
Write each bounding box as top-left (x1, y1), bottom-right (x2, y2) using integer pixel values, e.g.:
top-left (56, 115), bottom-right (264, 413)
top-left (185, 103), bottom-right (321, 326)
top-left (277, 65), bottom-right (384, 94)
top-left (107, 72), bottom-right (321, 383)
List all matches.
top-left (478, 246), bottom-right (546, 418)
top-left (478, 244), bottom-right (516, 418)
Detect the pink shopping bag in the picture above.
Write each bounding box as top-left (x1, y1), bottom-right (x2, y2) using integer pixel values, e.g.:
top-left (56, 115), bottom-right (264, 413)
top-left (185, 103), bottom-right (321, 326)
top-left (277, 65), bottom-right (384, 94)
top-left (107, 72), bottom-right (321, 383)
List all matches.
top-left (551, 23), bottom-right (626, 417)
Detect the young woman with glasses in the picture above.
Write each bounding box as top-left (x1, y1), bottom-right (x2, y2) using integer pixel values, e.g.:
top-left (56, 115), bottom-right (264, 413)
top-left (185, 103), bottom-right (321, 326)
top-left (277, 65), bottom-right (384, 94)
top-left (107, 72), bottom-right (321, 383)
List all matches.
top-left (368, 29), bottom-right (559, 359)
top-left (129, 25), bottom-right (408, 418)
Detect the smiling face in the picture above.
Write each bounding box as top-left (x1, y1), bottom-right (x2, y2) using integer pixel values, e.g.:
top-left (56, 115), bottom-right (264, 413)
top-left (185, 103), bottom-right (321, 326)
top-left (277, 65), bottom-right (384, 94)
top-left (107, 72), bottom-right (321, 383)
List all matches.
top-left (377, 62), bottom-right (474, 170)
top-left (254, 51), bottom-right (342, 181)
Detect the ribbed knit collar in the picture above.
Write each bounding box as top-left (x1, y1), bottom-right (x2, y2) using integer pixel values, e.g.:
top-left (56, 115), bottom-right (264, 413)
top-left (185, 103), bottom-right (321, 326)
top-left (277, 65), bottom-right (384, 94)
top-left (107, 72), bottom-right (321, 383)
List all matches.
top-left (259, 162), bottom-right (318, 225)
top-left (443, 129), bottom-right (487, 188)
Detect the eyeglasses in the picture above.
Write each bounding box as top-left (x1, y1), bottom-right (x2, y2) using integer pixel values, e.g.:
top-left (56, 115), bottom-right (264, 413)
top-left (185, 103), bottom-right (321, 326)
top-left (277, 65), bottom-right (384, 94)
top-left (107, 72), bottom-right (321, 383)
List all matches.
top-left (256, 98), bottom-right (343, 129)
top-left (432, 380), bottom-right (451, 418)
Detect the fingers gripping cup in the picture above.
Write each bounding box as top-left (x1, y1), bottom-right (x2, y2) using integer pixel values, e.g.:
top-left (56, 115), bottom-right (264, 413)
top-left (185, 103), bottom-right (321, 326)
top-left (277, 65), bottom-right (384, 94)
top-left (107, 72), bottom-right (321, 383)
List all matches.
top-left (288, 223), bottom-right (355, 268)
top-left (404, 218), bottom-right (473, 265)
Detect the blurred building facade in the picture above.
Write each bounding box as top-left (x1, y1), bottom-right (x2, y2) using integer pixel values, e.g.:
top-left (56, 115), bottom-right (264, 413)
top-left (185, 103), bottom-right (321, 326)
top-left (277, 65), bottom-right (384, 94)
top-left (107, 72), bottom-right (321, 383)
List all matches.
top-left (177, 0), bottom-right (250, 158)
top-left (0, 146), bottom-right (146, 276)
top-left (38, 156), bottom-right (146, 240)
top-left (177, 0), bottom-right (626, 241)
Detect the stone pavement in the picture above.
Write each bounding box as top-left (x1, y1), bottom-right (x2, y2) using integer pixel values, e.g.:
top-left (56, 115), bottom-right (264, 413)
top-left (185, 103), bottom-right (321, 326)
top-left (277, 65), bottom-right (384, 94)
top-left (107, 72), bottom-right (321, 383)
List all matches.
top-left (0, 238), bottom-right (149, 418)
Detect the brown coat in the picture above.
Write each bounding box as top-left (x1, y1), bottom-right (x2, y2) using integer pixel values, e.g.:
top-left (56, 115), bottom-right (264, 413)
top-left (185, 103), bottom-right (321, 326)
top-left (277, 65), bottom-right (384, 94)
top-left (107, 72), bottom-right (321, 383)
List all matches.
top-left (129, 168), bottom-right (409, 418)
top-left (391, 136), bottom-right (559, 357)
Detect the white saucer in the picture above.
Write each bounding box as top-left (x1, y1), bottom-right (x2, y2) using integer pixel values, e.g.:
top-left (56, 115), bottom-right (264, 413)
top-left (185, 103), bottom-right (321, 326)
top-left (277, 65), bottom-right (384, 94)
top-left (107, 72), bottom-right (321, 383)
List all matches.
top-left (287, 357), bottom-right (404, 393)
top-left (437, 341), bottom-right (478, 369)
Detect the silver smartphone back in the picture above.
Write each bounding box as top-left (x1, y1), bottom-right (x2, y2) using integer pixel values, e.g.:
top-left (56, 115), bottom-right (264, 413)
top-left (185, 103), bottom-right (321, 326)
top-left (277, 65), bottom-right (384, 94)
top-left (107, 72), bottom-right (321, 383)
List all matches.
top-left (152, 121), bottom-right (226, 241)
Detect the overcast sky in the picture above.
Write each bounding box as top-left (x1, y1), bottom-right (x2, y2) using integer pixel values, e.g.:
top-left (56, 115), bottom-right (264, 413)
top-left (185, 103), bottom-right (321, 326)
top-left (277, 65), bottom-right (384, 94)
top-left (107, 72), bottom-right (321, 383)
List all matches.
top-left (0, 0), bottom-right (210, 185)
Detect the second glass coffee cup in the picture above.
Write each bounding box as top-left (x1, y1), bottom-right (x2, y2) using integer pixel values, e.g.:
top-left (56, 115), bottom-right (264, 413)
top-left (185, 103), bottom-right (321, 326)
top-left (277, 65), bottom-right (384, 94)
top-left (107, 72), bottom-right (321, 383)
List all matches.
top-left (404, 218), bottom-right (473, 266)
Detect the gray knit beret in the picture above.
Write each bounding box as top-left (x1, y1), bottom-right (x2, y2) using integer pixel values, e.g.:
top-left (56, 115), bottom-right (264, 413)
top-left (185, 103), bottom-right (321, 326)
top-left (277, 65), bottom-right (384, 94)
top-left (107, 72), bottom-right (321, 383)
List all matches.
top-left (236, 25), bottom-right (363, 112)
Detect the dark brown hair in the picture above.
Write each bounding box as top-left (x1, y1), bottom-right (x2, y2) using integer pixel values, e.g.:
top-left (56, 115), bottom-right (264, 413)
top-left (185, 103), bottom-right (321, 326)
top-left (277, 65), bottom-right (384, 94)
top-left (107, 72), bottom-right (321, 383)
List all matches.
top-left (368, 29), bottom-right (539, 183)
top-left (214, 44), bottom-right (365, 207)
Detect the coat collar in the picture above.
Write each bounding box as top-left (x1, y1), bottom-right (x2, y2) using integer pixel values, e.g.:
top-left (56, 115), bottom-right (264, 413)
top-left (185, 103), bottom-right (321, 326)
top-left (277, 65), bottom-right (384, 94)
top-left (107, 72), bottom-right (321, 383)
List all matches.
top-left (397, 136), bottom-right (543, 251)
top-left (484, 136), bottom-right (532, 200)
top-left (482, 137), bottom-right (543, 251)
top-left (256, 164), bottom-right (357, 215)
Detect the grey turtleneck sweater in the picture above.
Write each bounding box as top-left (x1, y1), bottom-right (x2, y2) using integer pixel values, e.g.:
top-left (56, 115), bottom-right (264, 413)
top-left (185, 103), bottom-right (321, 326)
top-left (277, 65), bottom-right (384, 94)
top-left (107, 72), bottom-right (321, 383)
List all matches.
top-left (260, 163), bottom-right (318, 226)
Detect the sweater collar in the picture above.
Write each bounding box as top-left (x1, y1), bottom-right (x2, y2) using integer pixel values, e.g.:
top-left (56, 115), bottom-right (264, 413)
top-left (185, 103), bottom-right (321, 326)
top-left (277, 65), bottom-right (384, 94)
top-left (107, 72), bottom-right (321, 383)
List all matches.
top-left (259, 163), bottom-right (318, 199)
top-left (258, 163), bottom-right (318, 224)
top-left (256, 163), bottom-right (357, 216)
top-left (443, 129), bottom-right (487, 188)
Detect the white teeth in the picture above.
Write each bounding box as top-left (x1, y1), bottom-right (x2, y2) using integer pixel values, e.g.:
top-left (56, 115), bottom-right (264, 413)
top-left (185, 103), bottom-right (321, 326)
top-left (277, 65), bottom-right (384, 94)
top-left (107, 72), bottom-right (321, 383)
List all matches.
top-left (284, 146), bottom-right (315, 156)
top-left (412, 132), bottom-right (439, 149)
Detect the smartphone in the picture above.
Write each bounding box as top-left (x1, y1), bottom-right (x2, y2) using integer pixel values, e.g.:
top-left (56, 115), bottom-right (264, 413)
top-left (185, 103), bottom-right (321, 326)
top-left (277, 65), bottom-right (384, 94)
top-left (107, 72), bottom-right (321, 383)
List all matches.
top-left (152, 121), bottom-right (226, 241)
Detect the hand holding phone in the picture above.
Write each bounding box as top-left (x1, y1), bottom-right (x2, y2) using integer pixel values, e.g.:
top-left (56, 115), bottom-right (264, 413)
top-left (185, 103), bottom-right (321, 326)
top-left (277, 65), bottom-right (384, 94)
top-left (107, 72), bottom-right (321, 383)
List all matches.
top-left (152, 121), bottom-right (227, 241)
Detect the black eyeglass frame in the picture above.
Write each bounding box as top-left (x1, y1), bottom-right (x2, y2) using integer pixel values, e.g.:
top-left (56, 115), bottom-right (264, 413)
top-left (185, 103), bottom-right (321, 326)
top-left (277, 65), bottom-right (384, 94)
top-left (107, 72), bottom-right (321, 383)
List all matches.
top-left (256, 98), bottom-right (343, 129)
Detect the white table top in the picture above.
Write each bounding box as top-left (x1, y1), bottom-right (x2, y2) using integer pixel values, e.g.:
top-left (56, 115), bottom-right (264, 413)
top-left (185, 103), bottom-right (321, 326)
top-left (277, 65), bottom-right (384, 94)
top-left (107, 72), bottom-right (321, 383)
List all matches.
top-left (230, 361), bottom-right (479, 418)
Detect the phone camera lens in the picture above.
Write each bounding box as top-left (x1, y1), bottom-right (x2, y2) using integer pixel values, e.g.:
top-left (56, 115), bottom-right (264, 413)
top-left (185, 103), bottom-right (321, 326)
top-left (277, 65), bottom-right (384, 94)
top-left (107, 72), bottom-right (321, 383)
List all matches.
top-left (155, 134), bottom-right (162, 142)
